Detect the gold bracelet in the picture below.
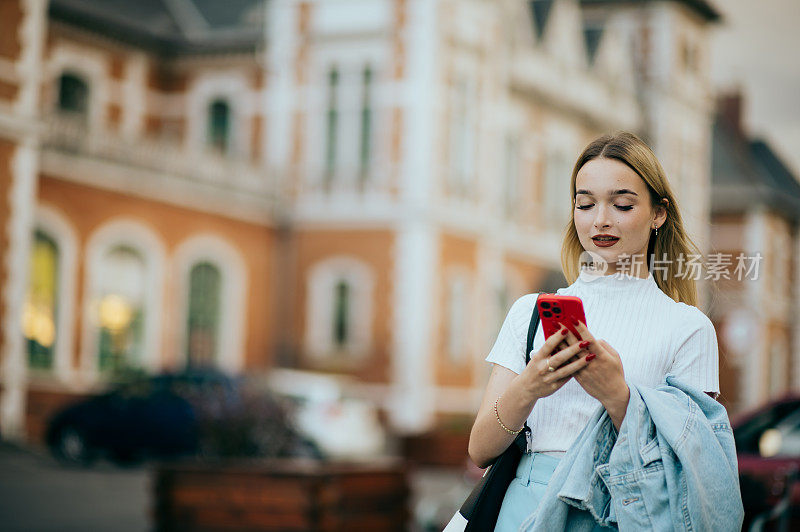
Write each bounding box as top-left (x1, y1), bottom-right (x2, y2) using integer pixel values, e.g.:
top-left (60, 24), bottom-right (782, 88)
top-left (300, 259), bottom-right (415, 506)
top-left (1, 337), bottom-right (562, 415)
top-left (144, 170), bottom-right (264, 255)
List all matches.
top-left (494, 396), bottom-right (523, 435)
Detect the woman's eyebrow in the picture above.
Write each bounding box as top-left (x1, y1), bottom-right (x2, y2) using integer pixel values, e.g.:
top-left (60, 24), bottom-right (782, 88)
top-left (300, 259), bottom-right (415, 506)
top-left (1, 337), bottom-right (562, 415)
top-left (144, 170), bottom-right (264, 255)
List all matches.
top-left (575, 189), bottom-right (639, 197)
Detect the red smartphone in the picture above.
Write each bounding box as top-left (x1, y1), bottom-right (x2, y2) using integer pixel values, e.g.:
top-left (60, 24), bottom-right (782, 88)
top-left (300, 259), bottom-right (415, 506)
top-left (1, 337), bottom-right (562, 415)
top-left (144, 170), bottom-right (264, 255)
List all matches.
top-left (536, 295), bottom-right (587, 341)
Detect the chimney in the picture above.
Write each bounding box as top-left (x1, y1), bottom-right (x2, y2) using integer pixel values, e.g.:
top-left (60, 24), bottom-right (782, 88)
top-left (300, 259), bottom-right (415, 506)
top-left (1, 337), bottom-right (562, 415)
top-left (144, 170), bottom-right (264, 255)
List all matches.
top-left (716, 91), bottom-right (745, 136)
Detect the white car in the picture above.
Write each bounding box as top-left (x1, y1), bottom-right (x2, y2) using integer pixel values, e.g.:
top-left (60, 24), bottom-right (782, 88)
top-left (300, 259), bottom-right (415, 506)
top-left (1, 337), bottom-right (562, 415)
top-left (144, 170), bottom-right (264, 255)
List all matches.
top-left (265, 369), bottom-right (387, 460)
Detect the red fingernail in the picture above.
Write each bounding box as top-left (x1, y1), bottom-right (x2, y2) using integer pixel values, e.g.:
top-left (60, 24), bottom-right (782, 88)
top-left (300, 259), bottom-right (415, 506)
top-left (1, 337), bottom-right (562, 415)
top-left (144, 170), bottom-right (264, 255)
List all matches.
top-left (561, 328), bottom-right (569, 335)
top-left (585, 353), bottom-right (596, 361)
top-left (579, 341), bottom-right (590, 349)
top-left (571, 318), bottom-right (579, 326)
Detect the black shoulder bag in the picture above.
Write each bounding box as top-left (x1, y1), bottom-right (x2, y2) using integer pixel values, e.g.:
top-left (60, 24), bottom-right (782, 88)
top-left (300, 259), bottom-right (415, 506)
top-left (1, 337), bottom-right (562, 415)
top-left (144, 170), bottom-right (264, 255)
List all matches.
top-left (456, 296), bottom-right (541, 531)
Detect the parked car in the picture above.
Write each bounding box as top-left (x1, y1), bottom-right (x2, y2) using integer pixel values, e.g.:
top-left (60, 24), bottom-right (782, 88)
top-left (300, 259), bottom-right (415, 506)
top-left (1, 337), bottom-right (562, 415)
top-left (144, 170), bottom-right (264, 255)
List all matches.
top-left (733, 394), bottom-right (800, 530)
top-left (265, 369), bottom-right (388, 460)
top-left (46, 369), bottom-right (320, 465)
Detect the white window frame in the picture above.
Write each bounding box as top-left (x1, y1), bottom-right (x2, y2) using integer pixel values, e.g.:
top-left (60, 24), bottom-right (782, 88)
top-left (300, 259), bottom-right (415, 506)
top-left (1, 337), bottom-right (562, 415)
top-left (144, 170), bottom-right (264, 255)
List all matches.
top-left (46, 44), bottom-right (109, 132)
top-left (186, 72), bottom-right (253, 158)
top-left (308, 43), bottom-right (388, 190)
top-left (172, 235), bottom-right (247, 374)
top-left (305, 256), bottom-right (374, 359)
top-left (80, 219), bottom-right (166, 383)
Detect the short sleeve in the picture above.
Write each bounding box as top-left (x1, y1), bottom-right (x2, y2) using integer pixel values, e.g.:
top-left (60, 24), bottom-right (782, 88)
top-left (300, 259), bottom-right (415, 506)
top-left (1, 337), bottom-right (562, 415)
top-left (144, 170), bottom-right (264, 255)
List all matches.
top-left (485, 294), bottom-right (538, 375)
top-left (669, 308), bottom-right (720, 396)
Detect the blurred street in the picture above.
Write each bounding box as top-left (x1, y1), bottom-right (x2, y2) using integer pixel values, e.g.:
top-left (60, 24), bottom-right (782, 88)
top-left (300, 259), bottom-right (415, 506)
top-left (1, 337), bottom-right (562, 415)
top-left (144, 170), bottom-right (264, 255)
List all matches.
top-left (0, 442), bottom-right (149, 532)
top-left (0, 0), bottom-right (798, 529)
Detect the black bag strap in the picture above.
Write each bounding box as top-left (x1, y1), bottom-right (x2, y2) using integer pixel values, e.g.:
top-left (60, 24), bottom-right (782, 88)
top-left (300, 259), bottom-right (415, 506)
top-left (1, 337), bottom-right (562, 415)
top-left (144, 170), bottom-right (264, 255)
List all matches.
top-left (517, 293), bottom-right (542, 440)
top-left (526, 294), bottom-right (542, 366)
top-left (459, 295), bottom-right (544, 530)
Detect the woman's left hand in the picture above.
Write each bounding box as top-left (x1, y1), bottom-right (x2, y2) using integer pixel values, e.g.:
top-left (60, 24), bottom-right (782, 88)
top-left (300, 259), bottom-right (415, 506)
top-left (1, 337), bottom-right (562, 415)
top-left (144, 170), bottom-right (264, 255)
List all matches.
top-left (562, 319), bottom-right (630, 429)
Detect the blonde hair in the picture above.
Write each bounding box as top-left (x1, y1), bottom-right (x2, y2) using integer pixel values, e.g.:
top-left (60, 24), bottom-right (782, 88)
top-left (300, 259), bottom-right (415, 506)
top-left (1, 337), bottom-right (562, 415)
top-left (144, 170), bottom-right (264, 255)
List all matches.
top-left (560, 132), bottom-right (701, 307)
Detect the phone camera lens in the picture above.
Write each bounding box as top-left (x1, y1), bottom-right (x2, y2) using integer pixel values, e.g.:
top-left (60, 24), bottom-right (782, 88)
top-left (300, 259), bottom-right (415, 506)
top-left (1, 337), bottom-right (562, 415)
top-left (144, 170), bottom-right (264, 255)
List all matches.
top-left (553, 306), bottom-right (561, 314)
top-left (543, 310), bottom-right (552, 318)
top-left (540, 302), bottom-right (551, 309)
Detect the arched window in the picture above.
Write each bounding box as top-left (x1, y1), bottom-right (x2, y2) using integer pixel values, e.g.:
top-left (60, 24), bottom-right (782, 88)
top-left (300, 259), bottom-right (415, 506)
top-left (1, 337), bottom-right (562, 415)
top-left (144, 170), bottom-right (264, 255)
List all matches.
top-left (97, 245), bottom-right (146, 374)
top-left (57, 72), bottom-right (89, 118)
top-left (208, 99), bottom-right (231, 153)
top-left (186, 262), bottom-right (221, 368)
top-left (24, 231), bottom-right (59, 370)
top-left (306, 257), bottom-right (373, 359)
top-left (333, 279), bottom-right (351, 348)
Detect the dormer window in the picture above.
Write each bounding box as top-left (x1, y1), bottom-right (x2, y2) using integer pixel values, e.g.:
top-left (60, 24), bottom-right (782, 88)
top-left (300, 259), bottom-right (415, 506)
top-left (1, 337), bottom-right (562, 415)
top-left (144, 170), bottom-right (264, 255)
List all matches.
top-left (57, 72), bottom-right (89, 119)
top-left (208, 99), bottom-right (231, 153)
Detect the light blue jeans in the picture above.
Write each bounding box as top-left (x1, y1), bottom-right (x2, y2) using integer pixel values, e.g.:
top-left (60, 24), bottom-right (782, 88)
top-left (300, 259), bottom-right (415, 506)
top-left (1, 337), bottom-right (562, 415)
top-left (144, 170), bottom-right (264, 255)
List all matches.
top-left (494, 452), bottom-right (561, 532)
top-left (495, 452), bottom-right (608, 531)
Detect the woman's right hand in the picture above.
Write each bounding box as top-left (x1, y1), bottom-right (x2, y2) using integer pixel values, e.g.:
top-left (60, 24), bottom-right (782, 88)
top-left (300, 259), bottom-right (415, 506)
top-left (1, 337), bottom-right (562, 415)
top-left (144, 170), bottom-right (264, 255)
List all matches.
top-left (468, 322), bottom-right (593, 468)
top-left (519, 323), bottom-right (592, 400)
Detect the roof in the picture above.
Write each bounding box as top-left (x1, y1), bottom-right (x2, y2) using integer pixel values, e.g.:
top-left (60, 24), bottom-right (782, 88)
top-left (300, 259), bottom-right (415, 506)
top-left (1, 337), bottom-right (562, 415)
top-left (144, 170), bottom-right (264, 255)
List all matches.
top-left (529, 0), bottom-right (555, 40)
top-left (711, 118), bottom-right (800, 222)
top-left (49, 0), bottom-right (265, 55)
top-left (579, 0), bottom-right (721, 22)
top-left (583, 25), bottom-right (604, 64)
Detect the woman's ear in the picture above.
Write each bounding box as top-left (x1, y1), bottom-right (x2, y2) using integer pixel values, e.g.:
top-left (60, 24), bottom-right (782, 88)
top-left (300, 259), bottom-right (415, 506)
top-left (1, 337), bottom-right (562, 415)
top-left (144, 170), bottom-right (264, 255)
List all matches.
top-left (655, 197), bottom-right (669, 226)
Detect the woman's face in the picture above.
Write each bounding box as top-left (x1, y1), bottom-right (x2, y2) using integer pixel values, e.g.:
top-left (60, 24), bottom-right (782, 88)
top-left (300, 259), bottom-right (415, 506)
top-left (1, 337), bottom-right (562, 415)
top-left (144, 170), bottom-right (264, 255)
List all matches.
top-left (573, 157), bottom-right (666, 277)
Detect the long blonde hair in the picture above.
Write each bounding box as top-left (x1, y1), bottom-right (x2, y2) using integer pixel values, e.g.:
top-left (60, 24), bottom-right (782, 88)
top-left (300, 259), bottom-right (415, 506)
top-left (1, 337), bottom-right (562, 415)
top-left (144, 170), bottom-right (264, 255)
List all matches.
top-left (560, 132), bottom-right (701, 307)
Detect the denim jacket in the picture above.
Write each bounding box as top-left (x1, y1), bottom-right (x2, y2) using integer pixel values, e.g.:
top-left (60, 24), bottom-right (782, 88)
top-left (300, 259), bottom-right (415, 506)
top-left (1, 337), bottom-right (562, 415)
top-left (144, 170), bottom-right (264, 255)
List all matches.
top-left (520, 374), bottom-right (744, 531)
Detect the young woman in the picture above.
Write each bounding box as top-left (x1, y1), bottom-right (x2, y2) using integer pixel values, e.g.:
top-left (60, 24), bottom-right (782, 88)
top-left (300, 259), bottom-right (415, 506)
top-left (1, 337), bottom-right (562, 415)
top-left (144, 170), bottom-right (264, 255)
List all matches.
top-left (468, 132), bottom-right (720, 531)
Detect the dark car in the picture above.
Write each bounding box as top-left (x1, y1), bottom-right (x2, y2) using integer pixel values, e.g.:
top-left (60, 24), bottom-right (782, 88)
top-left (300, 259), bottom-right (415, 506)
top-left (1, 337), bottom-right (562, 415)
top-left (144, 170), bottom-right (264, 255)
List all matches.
top-left (46, 369), bottom-right (320, 465)
top-left (733, 394), bottom-right (800, 531)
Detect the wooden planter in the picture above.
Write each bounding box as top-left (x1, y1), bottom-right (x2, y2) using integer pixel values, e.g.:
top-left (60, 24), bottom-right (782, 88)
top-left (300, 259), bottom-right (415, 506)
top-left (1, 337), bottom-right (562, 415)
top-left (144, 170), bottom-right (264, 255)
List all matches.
top-left (402, 430), bottom-right (471, 468)
top-left (154, 458), bottom-right (409, 531)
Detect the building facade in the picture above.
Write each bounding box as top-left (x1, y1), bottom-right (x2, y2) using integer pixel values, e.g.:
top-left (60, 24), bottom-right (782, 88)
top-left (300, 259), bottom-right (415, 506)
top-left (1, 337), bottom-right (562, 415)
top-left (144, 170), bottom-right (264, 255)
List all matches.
top-left (710, 93), bottom-right (800, 414)
top-left (1, 0), bottom-right (726, 441)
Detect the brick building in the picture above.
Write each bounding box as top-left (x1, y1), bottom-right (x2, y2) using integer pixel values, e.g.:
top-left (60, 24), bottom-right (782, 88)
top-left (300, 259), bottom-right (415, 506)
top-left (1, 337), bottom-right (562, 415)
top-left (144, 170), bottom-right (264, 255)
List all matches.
top-left (1, 0), bottom-right (732, 442)
top-left (710, 92), bottom-right (800, 414)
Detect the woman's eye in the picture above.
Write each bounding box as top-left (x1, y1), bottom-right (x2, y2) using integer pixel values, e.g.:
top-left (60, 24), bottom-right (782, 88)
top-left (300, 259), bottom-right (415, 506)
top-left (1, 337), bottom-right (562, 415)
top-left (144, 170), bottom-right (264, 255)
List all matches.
top-left (575, 204), bottom-right (634, 211)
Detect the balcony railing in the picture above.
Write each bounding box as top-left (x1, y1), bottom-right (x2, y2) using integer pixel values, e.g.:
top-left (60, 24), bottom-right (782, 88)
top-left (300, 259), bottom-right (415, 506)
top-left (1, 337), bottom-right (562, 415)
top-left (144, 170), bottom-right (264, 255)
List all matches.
top-left (41, 113), bottom-right (274, 199)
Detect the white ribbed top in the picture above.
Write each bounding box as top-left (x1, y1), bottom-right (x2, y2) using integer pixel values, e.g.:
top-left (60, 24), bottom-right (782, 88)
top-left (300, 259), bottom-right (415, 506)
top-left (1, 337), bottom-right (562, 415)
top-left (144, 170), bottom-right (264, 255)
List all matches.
top-left (486, 269), bottom-right (720, 453)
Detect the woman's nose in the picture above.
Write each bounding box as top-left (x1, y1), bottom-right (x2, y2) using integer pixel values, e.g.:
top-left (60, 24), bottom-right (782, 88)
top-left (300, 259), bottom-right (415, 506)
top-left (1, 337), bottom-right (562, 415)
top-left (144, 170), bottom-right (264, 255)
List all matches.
top-left (593, 206), bottom-right (613, 229)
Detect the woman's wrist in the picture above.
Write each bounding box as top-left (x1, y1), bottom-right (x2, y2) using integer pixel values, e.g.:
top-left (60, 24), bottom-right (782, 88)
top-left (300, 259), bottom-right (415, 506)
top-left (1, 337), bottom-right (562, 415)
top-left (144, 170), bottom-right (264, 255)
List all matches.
top-left (505, 375), bottom-right (540, 417)
top-left (517, 368), bottom-right (544, 402)
top-left (602, 383), bottom-right (630, 430)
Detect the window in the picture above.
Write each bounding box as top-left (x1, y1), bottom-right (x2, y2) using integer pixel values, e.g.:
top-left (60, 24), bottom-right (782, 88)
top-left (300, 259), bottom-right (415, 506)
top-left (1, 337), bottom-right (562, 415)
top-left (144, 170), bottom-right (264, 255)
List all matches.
top-left (681, 38), bottom-right (699, 74)
top-left (97, 246), bottom-right (145, 374)
top-left (208, 99), bottom-right (231, 153)
top-left (333, 279), bottom-right (351, 348)
top-left (186, 262), bottom-right (221, 368)
top-left (173, 235), bottom-right (247, 373)
top-left (324, 66), bottom-right (340, 185)
top-left (305, 258), bottom-right (373, 359)
top-left (358, 65), bottom-right (373, 184)
top-left (24, 231), bottom-right (59, 370)
top-left (57, 72), bottom-right (89, 119)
